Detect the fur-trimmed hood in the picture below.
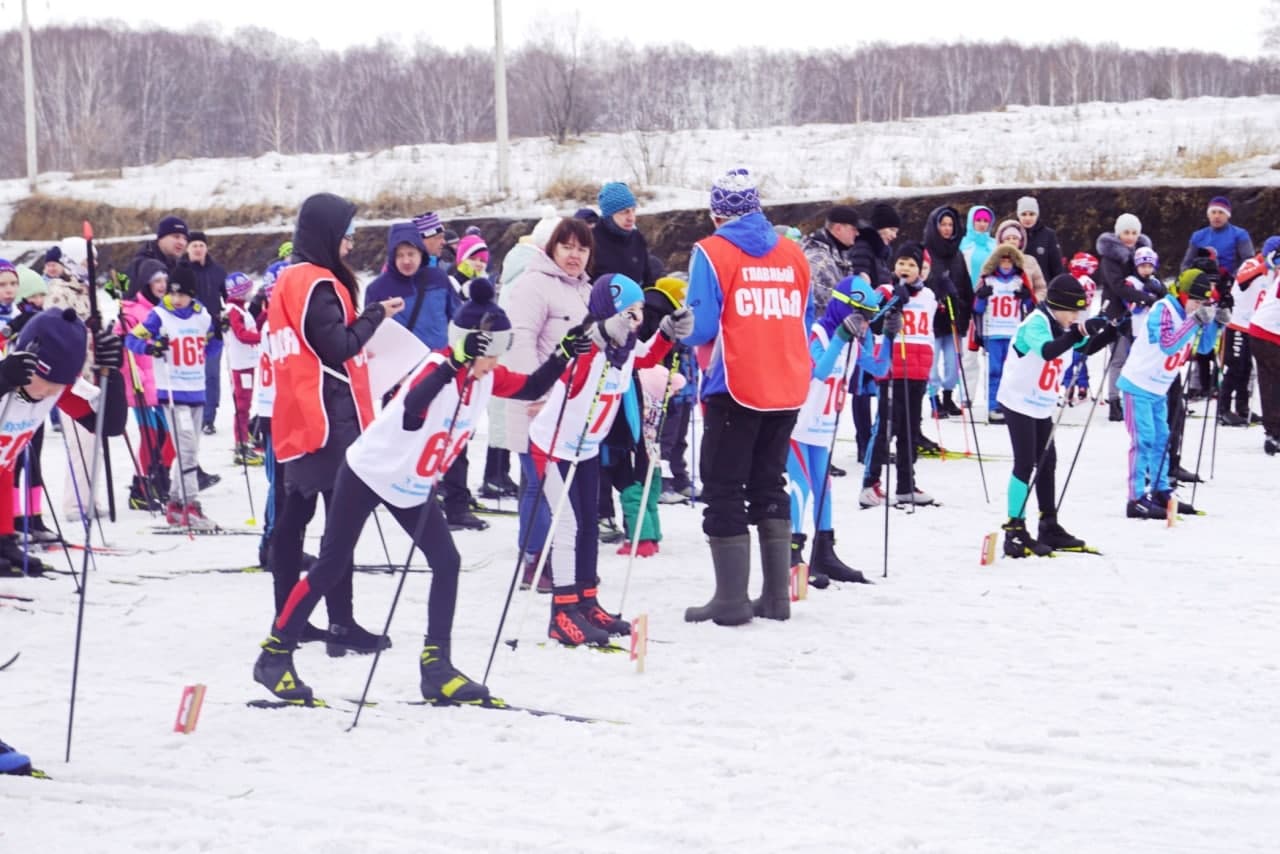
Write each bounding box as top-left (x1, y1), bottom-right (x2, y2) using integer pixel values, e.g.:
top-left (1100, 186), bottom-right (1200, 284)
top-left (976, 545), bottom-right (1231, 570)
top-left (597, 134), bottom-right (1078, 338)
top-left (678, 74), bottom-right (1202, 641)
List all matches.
top-left (994, 219), bottom-right (1028, 251)
top-left (981, 243), bottom-right (1025, 276)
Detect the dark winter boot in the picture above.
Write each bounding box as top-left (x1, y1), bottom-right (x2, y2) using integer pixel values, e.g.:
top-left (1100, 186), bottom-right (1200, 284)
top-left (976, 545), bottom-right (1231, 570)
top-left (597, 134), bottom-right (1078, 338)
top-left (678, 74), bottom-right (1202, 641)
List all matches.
top-left (579, 582), bottom-right (631, 636)
top-left (811, 530), bottom-right (870, 583)
top-left (419, 638), bottom-right (490, 704)
top-left (324, 622), bottom-right (392, 657)
top-left (548, 587), bottom-right (610, 646)
top-left (1266, 435), bottom-right (1280, 456)
top-left (1153, 490), bottom-right (1199, 516)
top-left (0, 535), bottom-right (44, 576)
top-left (942, 390), bottom-right (963, 417)
top-left (752, 518), bottom-right (792, 620)
top-left (519, 551), bottom-right (552, 593)
top-left (1002, 518), bottom-right (1053, 558)
top-left (791, 532), bottom-right (828, 590)
top-left (1126, 496), bottom-right (1165, 519)
top-left (1169, 464), bottom-right (1203, 484)
top-left (19, 515), bottom-right (59, 544)
top-left (931, 394), bottom-right (948, 419)
top-left (684, 533), bottom-right (753, 626)
top-left (1036, 513), bottom-right (1086, 551)
top-left (1108, 399), bottom-right (1123, 422)
top-left (253, 634), bottom-right (314, 703)
top-left (0, 739), bottom-right (37, 776)
top-left (128, 475), bottom-right (164, 511)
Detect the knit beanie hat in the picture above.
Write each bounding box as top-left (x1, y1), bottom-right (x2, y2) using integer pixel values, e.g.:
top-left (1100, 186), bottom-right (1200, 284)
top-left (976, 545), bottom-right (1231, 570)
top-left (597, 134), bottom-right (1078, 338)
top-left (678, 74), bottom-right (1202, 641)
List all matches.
top-left (826, 205), bottom-right (859, 226)
top-left (598, 182), bottom-right (638, 218)
top-left (1181, 269), bottom-right (1214, 302)
top-left (225, 272), bottom-right (254, 301)
top-left (156, 215), bottom-right (189, 241)
top-left (1017, 196), bottom-right (1040, 216)
top-left (1262, 235), bottom-right (1280, 269)
top-left (188, 230), bottom-right (208, 245)
top-left (972, 207), bottom-right (994, 225)
top-left (168, 265), bottom-right (200, 298)
top-left (16, 267), bottom-right (47, 302)
top-left (709, 168), bottom-right (760, 219)
top-left (446, 278), bottom-right (513, 357)
top-left (1069, 252), bottom-right (1099, 275)
top-left (1207, 196), bottom-right (1232, 217)
top-left (1133, 247), bottom-right (1159, 269)
top-left (413, 211), bottom-right (444, 238)
top-left (996, 220), bottom-right (1026, 247)
top-left (456, 235), bottom-right (489, 265)
top-left (0, 259), bottom-right (15, 281)
top-left (277, 240), bottom-right (294, 261)
top-left (531, 206), bottom-right (562, 248)
top-left (893, 241), bottom-right (924, 269)
top-left (870, 203), bottom-right (901, 230)
top-left (44, 246), bottom-right (63, 265)
top-left (1114, 213), bottom-right (1142, 235)
top-left (1046, 274), bottom-right (1088, 311)
top-left (589, 273), bottom-right (645, 320)
top-left (16, 307), bottom-right (88, 385)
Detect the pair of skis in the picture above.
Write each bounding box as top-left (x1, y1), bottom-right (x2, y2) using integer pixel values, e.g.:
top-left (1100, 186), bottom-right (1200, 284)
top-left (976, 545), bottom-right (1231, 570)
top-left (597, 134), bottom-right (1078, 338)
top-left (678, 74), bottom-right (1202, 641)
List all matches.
top-left (247, 694), bottom-right (611, 725)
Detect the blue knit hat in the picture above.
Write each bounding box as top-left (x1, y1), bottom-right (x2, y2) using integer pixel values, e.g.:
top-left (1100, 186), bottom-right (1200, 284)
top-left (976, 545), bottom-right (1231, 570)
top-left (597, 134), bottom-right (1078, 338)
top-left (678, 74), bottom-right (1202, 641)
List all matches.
top-left (156, 215), bottom-right (189, 240)
top-left (0, 259), bottom-right (15, 279)
top-left (588, 273), bottom-right (644, 320)
top-left (17, 307), bottom-right (88, 386)
top-left (709, 168), bottom-right (760, 219)
top-left (598, 182), bottom-right (637, 218)
top-left (225, 272), bottom-right (254, 300)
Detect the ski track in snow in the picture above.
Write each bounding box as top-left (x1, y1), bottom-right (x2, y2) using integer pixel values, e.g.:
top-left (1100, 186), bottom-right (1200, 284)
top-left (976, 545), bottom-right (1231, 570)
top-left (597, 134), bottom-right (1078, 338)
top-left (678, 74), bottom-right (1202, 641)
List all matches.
top-left (2, 347), bottom-right (1279, 853)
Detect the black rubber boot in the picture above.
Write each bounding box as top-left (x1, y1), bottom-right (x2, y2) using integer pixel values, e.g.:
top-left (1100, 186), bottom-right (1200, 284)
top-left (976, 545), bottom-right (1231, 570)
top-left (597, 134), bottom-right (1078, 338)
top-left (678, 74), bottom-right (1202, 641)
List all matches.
top-left (752, 519), bottom-right (792, 620)
top-left (811, 530), bottom-right (869, 583)
top-left (685, 533), bottom-right (753, 626)
top-left (1002, 518), bottom-right (1053, 558)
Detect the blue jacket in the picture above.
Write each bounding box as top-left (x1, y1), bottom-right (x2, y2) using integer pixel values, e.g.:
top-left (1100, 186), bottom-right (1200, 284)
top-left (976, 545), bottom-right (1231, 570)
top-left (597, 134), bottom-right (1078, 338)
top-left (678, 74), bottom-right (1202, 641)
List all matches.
top-left (125, 296), bottom-right (223, 405)
top-left (685, 211), bottom-right (816, 400)
top-left (365, 223), bottom-right (456, 349)
top-left (1181, 223), bottom-right (1254, 276)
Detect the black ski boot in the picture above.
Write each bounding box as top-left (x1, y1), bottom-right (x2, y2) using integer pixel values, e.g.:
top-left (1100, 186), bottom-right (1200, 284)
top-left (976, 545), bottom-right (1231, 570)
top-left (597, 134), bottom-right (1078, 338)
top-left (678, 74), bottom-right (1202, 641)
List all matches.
top-left (791, 532), bottom-right (829, 590)
top-left (578, 582), bottom-right (631, 636)
top-left (419, 638), bottom-right (490, 704)
top-left (1154, 490), bottom-right (1199, 516)
top-left (253, 634), bottom-right (314, 703)
top-left (685, 533), bottom-right (753, 626)
top-left (1169, 463), bottom-right (1202, 484)
top-left (1265, 435), bottom-right (1279, 456)
top-left (325, 622), bottom-right (392, 657)
top-left (752, 518), bottom-right (792, 620)
top-left (1126, 496), bottom-right (1165, 519)
top-left (1037, 513), bottom-right (1086, 551)
top-left (1002, 518), bottom-right (1053, 558)
top-left (548, 587), bottom-right (610, 646)
top-left (811, 530), bottom-right (870, 583)
top-left (0, 535), bottom-right (43, 576)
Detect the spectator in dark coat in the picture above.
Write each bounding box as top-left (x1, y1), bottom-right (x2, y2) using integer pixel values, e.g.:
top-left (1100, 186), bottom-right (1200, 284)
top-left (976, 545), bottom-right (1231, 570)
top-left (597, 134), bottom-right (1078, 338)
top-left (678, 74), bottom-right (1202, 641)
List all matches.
top-left (801, 205), bottom-right (859, 313)
top-left (590, 182), bottom-right (657, 286)
top-left (848, 202), bottom-right (898, 286)
top-left (125, 215), bottom-right (189, 297)
top-left (185, 230), bottom-right (228, 433)
top-left (1017, 196), bottom-right (1065, 281)
top-left (922, 205), bottom-right (971, 419)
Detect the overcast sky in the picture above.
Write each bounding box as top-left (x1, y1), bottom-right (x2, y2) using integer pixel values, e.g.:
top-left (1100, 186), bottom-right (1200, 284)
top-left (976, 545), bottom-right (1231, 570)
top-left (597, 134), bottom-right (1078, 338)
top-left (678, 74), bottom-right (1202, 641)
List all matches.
top-left (2, 0), bottom-right (1271, 58)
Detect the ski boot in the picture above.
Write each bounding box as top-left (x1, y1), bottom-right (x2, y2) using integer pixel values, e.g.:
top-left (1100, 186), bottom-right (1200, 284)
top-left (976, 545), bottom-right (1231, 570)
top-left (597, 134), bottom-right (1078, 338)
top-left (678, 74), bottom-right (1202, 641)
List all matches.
top-left (685, 533), bottom-right (753, 626)
top-left (420, 639), bottom-right (490, 704)
top-left (183, 501), bottom-right (219, 532)
top-left (894, 487), bottom-right (936, 506)
top-left (196, 467), bottom-right (221, 491)
top-left (519, 551), bottom-right (553, 593)
top-left (234, 443), bottom-right (264, 466)
top-left (942, 390), bottom-right (963, 417)
top-left (0, 739), bottom-right (41, 776)
top-left (1169, 464), bottom-right (1203, 484)
top-left (752, 518), bottom-right (792, 621)
top-left (578, 583), bottom-right (631, 636)
top-left (165, 501), bottom-right (187, 527)
top-left (859, 482), bottom-right (885, 508)
top-left (1108, 399), bottom-right (1123, 422)
top-left (1002, 518), bottom-right (1053, 558)
top-left (253, 634), bottom-right (313, 703)
top-left (790, 532), bottom-right (828, 590)
top-left (1037, 513), bottom-right (1086, 551)
top-left (1153, 490), bottom-right (1198, 516)
top-left (1265, 435), bottom-right (1279, 456)
top-left (1125, 496), bottom-right (1165, 519)
top-left (446, 503), bottom-right (489, 531)
top-left (16, 513), bottom-right (60, 544)
top-left (325, 622), bottom-right (392, 657)
top-left (811, 530), bottom-right (869, 583)
top-left (548, 587), bottom-right (610, 646)
top-left (916, 434), bottom-right (942, 456)
top-left (128, 475), bottom-right (163, 510)
top-left (0, 535), bottom-right (44, 576)
top-left (597, 517), bottom-right (624, 544)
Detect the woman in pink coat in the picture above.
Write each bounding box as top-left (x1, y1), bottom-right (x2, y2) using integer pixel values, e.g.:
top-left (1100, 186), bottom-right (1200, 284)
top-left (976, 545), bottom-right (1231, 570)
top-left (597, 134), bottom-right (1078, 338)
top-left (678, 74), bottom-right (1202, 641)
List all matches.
top-left (118, 259), bottom-right (175, 510)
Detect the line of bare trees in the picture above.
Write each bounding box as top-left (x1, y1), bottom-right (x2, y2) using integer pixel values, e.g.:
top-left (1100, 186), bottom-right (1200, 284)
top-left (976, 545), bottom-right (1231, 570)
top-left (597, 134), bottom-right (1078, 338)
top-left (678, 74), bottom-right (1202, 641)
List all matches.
top-left (1, 23), bottom-right (1277, 179)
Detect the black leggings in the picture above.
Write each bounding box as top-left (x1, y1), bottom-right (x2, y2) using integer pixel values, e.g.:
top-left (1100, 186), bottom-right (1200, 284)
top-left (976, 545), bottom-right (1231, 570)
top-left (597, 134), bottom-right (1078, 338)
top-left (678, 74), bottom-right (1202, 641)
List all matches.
top-left (1004, 408), bottom-right (1056, 518)
top-left (270, 476), bottom-right (354, 625)
top-left (274, 461), bottom-right (459, 644)
top-left (866, 378), bottom-right (925, 492)
top-left (1221, 328), bottom-right (1252, 416)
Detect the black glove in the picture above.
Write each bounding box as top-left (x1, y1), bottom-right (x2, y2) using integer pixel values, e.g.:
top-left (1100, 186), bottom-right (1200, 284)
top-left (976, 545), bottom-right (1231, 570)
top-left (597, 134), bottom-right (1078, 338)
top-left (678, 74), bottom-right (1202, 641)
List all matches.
top-left (449, 330), bottom-right (491, 367)
top-left (1134, 290), bottom-right (1158, 308)
top-left (146, 336), bottom-right (170, 358)
top-left (93, 330), bottom-right (124, 371)
top-left (402, 408), bottom-right (427, 432)
top-left (1014, 286), bottom-right (1031, 301)
top-left (557, 323), bottom-right (593, 360)
top-left (219, 315), bottom-right (232, 335)
top-left (974, 284), bottom-right (994, 300)
top-left (0, 350), bottom-right (39, 389)
top-left (4, 311), bottom-right (35, 338)
top-left (1083, 316), bottom-right (1109, 337)
top-left (248, 292), bottom-right (267, 318)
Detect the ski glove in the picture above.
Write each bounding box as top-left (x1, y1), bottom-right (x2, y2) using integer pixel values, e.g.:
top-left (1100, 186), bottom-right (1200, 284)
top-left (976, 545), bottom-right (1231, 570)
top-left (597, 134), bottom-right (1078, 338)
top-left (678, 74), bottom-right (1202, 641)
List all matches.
top-left (1083, 316), bottom-right (1109, 337)
top-left (557, 324), bottom-right (593, 360)
top-left (93, 330), bottom-right (124, 371)
top-left (3, 311), bottom-right (34, 339)
top-left (837, 313), bottom-right (869, 342)
top-left (146, 336), bottom-right (171, 358)
top-left (659, 307), bottom-right (694, 341)
top-left (602, 310), bottom-right (636, 347)
top-left (0, 350), bottom-right (39, 389)
top-left (450, 330), bottom-right (491, 367)
top-left (1214, 306), bottom-right (1232, 326)
top-left (1192, 305), bottom-right (1214, 326)
top-left (882, 310), bottom-right (904, 339)
top-left (973, 284), bottom-right (994, 300)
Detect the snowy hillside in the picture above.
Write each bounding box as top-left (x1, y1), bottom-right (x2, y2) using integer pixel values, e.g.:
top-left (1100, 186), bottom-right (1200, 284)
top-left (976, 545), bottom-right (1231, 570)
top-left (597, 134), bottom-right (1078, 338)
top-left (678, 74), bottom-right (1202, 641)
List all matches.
top-left (1, 94), bottom-right (1279, 242)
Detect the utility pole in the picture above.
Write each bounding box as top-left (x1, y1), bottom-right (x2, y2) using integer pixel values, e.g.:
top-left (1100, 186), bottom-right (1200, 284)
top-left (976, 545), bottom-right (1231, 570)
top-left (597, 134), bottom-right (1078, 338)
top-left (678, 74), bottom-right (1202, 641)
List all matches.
top-left (22, 0), bottom-right (37, 192)
top-left (494, 0), bottom-right (510, 195)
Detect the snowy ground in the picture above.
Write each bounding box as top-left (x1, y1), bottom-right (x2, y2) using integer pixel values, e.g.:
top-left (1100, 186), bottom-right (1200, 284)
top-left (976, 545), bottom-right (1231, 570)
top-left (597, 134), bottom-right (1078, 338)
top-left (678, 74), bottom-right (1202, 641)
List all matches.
top-left (2, 347), bottom-right (1278, 853)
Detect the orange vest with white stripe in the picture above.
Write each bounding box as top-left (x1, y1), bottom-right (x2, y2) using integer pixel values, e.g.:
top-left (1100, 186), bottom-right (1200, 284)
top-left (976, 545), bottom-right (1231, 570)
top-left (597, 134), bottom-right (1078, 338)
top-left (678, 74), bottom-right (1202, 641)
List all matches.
top-left (267, 262), bottom-right (375, 462)
top-left (698, 235), bottom-right (811, 410)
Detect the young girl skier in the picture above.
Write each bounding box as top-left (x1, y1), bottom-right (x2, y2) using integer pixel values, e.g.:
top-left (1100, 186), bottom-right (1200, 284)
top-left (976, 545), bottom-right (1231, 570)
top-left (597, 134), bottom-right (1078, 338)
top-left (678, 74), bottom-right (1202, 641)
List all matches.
top-left (254, 279), bottom-right (591, 705)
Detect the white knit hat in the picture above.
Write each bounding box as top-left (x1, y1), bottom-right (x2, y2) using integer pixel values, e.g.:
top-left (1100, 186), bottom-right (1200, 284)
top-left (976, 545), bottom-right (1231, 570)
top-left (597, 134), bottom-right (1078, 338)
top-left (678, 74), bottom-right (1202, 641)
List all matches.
top-left (1114, 213), bottom-right (1142, 235)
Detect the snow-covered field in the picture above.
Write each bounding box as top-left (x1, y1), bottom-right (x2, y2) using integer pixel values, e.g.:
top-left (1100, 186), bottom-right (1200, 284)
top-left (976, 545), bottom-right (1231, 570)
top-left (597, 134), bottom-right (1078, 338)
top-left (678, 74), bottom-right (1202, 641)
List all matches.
top-left (2, 94), bottom-right (1279, 246)
top-left (2, 343), bottom-right (1278, 852)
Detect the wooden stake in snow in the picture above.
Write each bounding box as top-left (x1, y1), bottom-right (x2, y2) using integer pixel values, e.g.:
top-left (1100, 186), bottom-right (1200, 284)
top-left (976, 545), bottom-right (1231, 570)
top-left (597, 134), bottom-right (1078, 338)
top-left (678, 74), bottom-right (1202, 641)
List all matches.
top-left (629, 614), bottom-right (648, 674)
top-left (979, 532), bottom-right (999, 566)
top-left (173, 684), bottom-right (207, 734)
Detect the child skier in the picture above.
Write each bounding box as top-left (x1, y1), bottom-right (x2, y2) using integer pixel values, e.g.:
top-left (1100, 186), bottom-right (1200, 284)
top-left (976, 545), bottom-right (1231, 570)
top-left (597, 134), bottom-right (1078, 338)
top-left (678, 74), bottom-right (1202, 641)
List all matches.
top-left (251, 272), bottom-right (279, 569)
top-left (972, 243), bottom-right (1035, 424)
top-left (529, 273), bottom-right (689, 646)
top-left (224, 271), bottom-right (264, 465)
top-left (1248, 237), bottom-right (1280, 454)
top-left (125, 265), bottom-right (222, 530)
top-left (1118, 268), bottom-right (1225, 518)
top-left (1062, 252), bottom-right (1100, 403)
top-left (253, 279), bottom-right (589, 704)
top-left (1218, 255), bottom-right (1268, 426)
top-left (862, 242), bottom-right (937, 507)
top-left (790, 275), bottom-right (895, 584)
top-left (996, 274), bottom-right (1116, 557)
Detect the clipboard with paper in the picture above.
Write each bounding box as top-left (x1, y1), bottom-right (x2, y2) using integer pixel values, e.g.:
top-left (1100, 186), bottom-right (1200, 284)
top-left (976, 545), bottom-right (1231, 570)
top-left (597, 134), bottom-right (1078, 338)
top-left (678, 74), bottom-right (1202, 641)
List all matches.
top-left (363, 319), bottom-right (432, 406)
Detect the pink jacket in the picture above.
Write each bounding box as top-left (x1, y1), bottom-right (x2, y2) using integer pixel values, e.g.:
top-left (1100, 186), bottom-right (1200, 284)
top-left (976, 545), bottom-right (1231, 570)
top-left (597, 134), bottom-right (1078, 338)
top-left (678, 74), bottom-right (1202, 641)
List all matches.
top-left (499, 250), bottom-right (592, 453)
top-left (119, 295), bottom-right (158, 407)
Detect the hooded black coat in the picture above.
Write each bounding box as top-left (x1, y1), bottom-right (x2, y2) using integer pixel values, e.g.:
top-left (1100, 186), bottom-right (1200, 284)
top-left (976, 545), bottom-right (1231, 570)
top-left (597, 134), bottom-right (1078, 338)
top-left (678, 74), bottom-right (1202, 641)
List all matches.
top-left (923, 205), bottom-right (973, 337)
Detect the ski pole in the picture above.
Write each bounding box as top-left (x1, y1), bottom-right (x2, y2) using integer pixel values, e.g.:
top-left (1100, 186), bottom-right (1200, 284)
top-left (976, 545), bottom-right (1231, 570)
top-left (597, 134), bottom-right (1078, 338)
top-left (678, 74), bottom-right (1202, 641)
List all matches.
top-left (1210, 330), bottom-right (1226, 480)
top-left (898, 334), bottom-right (916, 513)
top-left (806, 332), bottom-right (866, 578)
top-left (482, 343), bottom-right (589, 683)
top-left (1191, 349), bottom-right (1218, 507)
top-left (946, 297), bottom-right (989, 502)
top-left (1055, 338), bottom-right (1121, 513)
top-left (348, 371), bottom-right (474, 731)
top-left (881, 374), bottom-right (893, 579)
top-left (689, 366), bottom-right (701, 509)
